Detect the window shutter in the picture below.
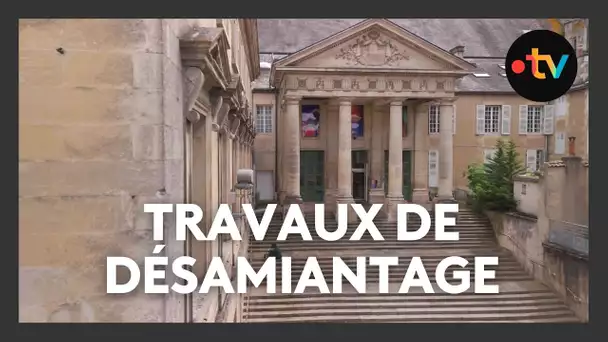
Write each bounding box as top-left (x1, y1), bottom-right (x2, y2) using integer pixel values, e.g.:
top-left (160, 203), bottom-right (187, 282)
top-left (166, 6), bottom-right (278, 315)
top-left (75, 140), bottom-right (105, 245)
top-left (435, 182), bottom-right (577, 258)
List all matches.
top-left (476, 105), bottom-right (485, 135)
top-left (543, 104), bottom-right (555, 135)
top-left (501, 105), bottom-right (511, 135)
top-left (428, 150), bottom-right (439, 188)
top-left (519, 105), bottom-right (528, 135)
top-left (526, 149), bottom-right (537, 171)
top-left (452, 105), bottom-right (456, 135)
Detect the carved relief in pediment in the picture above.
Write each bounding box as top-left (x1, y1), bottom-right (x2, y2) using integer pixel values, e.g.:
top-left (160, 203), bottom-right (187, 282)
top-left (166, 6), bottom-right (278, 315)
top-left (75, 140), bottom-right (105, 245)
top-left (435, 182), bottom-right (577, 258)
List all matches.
top-left (334, 30), bottom-right (410, 67)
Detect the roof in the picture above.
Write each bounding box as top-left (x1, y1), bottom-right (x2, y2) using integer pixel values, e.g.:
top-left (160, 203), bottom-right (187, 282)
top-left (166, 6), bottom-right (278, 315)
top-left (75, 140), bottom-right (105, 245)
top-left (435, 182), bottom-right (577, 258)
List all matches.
top-left (252, 19), bottom-right (553, 93)
top-left (258, 19), bottom-right (550, 57)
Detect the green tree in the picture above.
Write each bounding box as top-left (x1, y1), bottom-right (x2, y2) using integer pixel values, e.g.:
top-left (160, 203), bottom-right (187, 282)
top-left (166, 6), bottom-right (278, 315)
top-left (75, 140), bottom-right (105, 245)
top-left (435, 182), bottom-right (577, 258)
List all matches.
top-left (466, 139), bottom-right (525, 212)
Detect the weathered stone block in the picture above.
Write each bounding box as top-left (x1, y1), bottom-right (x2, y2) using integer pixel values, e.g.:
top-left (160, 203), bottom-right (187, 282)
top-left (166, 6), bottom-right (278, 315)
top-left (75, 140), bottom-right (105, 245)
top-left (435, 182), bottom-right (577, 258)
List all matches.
top-left (133, 52), bottom-right (163, 90)
top-left (132, 89), bottom-right (164, 125)
top-left (59, 19), bottom-right (147, 51)
top-left (163, 23), bottom-right (182, 66)
top-left (19, 19), bottom-right (64, 50)
top-left (63, 51), bottom-right (133, 88)
top-left (19, 124), bottom-right (132, 161)
top-left (20, 266), bottom-right (107, 309)
top-left (19, 195), bottom-right (126, 235)
top-left (164, 125), bottom-right (184, 160)
top-left (19, 86), bottom-right (129, 125)
top-left (50, 292), bottom-right (165, 322)
top-left (19, 50), bottom-right (63, 86)
top-left (20, 229), bottom-right (158, 271)
top-left (19, 160), bottom-right (164, 197)
top-left (132, 125), bottom-right (164, 161)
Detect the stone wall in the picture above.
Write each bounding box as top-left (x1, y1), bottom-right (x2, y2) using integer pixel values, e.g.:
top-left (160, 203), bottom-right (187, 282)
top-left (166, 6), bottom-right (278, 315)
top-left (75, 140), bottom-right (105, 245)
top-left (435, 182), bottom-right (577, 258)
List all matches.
top-left (513, 175), bottom-right (541, 216)
top-left (19, 18), bottom-right (258, 323)
top-left (485, 156), bottom-right (588, 321)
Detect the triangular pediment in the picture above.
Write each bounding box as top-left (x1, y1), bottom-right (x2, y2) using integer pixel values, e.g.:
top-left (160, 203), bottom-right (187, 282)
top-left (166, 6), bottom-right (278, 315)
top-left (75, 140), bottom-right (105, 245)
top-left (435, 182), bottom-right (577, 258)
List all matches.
top-left (274, 19), bottom-right (476, 71)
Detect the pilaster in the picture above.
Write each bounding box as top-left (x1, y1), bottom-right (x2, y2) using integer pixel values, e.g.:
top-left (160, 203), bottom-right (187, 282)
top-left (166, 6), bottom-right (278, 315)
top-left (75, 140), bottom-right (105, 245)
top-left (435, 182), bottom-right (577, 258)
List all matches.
top-left (284, 95), bottom-right (302, 204)
top-left (368, 100), bottom-right (385, 204)
top-left (335, 98), bottom-right (356, 223)
top-left (412, 102), bottom-right (430, 205)
top-left (385, 99), bottom-right (406, 222)
top-left (436, 98), bottom-right (455, 202)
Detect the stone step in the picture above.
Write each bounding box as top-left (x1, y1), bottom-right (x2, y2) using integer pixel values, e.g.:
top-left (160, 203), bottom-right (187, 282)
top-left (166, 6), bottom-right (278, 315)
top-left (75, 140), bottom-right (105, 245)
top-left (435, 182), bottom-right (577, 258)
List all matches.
top-left (243, 308), bottom-right (577, 323)
top-left (256, 231), bottom-right (495, 241)
top-left (243, 207), bottom-right (579, 323)
top-left (263, 222), bottom-right (492, 229)
top-left (248, 242), bottom-right (496, 253)
top-left (249, 254), bottom-right (518, 264)
top-left (245, 274), bottom-right (532, 287)
top-left (250, 237), bottom-right (496, 248)
top-left (243, 289), bottom-right (577, 322)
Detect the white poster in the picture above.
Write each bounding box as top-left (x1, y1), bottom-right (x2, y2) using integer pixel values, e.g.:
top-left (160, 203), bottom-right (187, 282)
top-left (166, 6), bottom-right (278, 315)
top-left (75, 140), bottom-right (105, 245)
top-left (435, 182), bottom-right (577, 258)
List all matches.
top-left (555, 132), bottom-right (566, 155)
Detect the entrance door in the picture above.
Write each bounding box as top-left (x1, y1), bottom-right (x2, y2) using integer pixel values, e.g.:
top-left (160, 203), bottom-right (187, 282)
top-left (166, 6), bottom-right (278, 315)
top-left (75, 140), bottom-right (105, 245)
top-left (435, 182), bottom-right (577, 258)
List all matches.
top-left (352, 150), bottom-right (368, 203)
top-left (352, 170), bottom-right (367, 202)
top-left (300, 151), bottom-right (324, 202)
top-left (383, 150), bottom-right (413, 201)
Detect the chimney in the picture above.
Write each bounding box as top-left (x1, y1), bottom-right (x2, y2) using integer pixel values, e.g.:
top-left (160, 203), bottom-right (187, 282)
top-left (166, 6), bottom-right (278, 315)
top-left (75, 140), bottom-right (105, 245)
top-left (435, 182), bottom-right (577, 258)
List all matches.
top-left (449, 45), bottom-right (465, 58)
top-left (568, 136), bottom-right (576, 156)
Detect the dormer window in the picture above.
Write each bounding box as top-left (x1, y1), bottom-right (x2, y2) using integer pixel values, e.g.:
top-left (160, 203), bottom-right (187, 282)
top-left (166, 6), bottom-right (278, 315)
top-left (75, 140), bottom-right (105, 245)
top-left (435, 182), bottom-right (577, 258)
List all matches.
top-left (473, 73), bottom-right (491, 78)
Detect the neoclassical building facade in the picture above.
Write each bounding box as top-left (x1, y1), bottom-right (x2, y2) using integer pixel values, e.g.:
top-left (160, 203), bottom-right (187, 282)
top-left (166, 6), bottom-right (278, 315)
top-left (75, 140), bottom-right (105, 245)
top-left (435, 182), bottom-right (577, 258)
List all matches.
top-left (252, 18), bottom-right (589, 219)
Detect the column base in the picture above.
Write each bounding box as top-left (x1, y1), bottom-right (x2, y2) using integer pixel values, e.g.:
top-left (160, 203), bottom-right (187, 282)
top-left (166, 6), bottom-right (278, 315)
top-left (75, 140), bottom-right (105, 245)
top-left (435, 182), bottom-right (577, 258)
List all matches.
top-left (434, 195), bottom-right (457, 204)
top-left (412, 188), bottom-right (433, 211)
top-left (368, 188), bottom-right (385, 204)
top-left (284, 195), bottom-right (303, 204)
top-left (334, 196), bottom-right (357, 223)
top-left (412, 188), bottom-right (430, 204)
top-left (384, 195), bottom-right (405, 222)
top-left (324, 189), bottom-right (336, 213)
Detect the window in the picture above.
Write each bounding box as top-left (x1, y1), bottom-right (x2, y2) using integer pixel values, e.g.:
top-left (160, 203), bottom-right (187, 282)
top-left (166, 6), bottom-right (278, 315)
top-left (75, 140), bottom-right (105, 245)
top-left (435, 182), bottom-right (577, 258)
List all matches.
top-left (428, 105), bottom-right (440, 134)
top-left (484, 105), bottom-right (501, 134)
top-left (526, 149), bottom-right (545, 172)
top-left (526, 105), bottom-right (544, 133)
top-left (535, 150), bottom-right (545, 171)
top-left (255, 105), bottom-right (272, 134)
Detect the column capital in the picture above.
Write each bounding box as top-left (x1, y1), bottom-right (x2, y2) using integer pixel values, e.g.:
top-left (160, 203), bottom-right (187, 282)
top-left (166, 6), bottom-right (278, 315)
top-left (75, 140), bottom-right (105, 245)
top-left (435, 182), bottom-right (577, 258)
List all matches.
top-left (438, 97), bottom-right (457, 105)
top-left (328, 97), bottom-right (354, 106)
top-left (337, 97), bottom-right (354, 105)
top-left (389, 98), bottom-right (407, 107)
top-left (284, 95), bottom-right (302, 105)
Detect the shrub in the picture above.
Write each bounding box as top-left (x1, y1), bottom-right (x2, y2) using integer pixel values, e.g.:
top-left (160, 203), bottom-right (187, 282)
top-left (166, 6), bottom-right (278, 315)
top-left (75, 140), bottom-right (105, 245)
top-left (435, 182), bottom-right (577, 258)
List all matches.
top-left (466, 139), bottom-right (525, 212)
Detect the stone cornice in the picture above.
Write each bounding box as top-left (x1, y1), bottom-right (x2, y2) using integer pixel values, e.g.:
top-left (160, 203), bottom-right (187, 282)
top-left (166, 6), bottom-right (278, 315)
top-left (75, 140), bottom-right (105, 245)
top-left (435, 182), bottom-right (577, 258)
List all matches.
top-left (180, 27), bottom-right (232, 91)
top-left (281, 74), bottom-right (456, 99)
top-left (238, 19), bottom-right (261, 80)
top-left (275, 66), bottom-right (471, 77)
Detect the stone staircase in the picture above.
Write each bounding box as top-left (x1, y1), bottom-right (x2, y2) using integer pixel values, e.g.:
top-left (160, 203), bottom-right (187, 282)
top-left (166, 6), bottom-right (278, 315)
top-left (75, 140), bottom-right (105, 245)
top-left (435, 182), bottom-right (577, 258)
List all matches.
top-left (243, 206), bottom-right (580, 323)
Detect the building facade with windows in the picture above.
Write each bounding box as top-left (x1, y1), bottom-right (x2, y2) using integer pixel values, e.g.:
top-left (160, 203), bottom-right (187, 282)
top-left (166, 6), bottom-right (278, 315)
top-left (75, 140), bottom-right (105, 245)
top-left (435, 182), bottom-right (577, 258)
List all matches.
top-left (251, 18), bottom-right (588, 215)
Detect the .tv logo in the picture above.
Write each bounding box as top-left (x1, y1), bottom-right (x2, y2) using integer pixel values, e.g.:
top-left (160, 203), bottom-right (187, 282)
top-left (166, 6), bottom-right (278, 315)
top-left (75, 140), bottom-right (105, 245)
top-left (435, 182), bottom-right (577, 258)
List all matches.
top-left (506, 30), bottom-right (577, 102)
top-left (511, 48), bottom-right (570, 80)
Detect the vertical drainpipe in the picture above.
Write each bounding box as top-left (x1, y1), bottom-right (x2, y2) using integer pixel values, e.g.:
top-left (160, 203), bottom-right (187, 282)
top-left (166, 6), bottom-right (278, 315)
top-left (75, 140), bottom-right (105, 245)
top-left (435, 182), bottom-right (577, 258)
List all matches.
top-left (274, 87), bottom-right (279, 200)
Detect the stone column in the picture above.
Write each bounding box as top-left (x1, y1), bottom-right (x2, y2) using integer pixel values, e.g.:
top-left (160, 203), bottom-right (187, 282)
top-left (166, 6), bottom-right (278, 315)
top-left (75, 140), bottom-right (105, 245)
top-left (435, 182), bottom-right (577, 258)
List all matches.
top-left (385, 100), bottom-right (405, 221)
top-left (412, 103), bottom-right (430, 206)
top-left (368, 101), bottom-right (385, 204)
top-left (335, 98), bottom-right (356, 222)
top-left (437, 100), bottom-right (455, 202)
top-left (324, 102), bottom-right (339, 212)
top-left (284, 96), bottom-right (302, 203)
